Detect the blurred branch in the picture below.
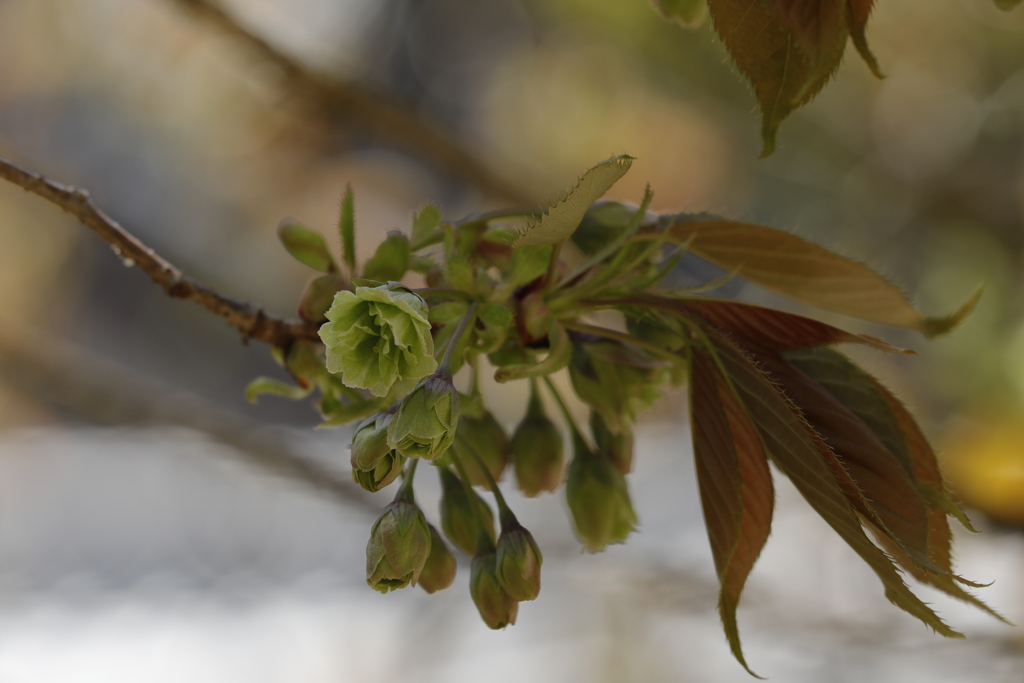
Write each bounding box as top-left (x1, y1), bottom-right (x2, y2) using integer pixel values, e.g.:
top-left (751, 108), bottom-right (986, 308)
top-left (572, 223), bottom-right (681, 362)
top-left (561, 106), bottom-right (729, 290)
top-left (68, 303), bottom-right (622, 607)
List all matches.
top-left (167, 0), bottom-right (534, 206)
top-left (0, 328), bottom-right (376, 514)
top-left (0, 153), bottom-right (319, 347)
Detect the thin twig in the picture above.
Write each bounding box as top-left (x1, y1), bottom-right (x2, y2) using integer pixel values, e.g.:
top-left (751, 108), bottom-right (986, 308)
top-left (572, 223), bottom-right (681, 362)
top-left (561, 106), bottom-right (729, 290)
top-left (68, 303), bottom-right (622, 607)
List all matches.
top-left (0, 328), bottom-right (376, 513)
top-left (167, 0), bottom-right (534, 206)
top-left (0, 153), bottom-right (319, 347)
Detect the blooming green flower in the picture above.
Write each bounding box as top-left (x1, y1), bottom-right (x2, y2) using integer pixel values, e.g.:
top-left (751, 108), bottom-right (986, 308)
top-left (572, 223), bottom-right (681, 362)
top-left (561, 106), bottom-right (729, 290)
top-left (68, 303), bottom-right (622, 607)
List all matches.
top-left (366, 496), bottom-right (432, 593)
top-left (319, 283), bottom-right (436, 397)
top-left (387, 374), bottom-right (459, 460)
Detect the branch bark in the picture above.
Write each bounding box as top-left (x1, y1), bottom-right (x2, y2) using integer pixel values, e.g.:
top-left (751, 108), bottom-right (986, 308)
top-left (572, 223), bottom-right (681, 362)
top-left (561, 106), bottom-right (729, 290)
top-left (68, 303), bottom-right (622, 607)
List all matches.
top-left (167, 0), bottom-right (535, 207)
top-left (0, 153), bottom-right (319, 348)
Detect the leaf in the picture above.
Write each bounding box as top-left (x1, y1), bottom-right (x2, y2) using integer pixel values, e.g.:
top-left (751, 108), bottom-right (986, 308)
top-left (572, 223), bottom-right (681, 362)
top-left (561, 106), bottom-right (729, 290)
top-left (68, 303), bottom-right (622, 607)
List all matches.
top-left (762, 0), bottom-right (845, 64)
top-left (753, 348), bottom-right (934, 572)
top-left (690, 349), bottom-right (774, 676)
top-left (677, 298), bottom-right (910, 353)
top-left (278, 221), bottom-right (337, 273)
top-left (339, 185), bottom-right (356, 276)
top-left (245, 376), bottom-right (314, 403)
top-left (707, 0), bottom-right (847, 155)
top-left (494, 321), bottom-right (572, 382)
top-left (412, 204), bottom-right (443, 249)
top-left (651, 0), bottom-right (708, 28)
top-left (362, 230), bottom-right (410, 282)
top-left (480, 303), bottom-right (513, 329)
top-left (514, 155), bottom-right (634, 247)
top-left (848, 0), bottom-right (883, 77)
top-left (660, 216), bottom-right (978, 336)
top-left (699, 325), bottom-right (962, 638)
top-left (299, 273), bottom-right (348, 322)
top-left (995, 0), bottom-right (1022, 10)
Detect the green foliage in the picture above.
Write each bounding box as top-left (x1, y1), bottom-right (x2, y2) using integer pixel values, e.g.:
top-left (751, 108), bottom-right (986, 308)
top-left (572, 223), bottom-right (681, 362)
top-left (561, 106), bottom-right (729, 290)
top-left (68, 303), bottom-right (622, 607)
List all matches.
top-left (253, 158), bottom-right (997, 674)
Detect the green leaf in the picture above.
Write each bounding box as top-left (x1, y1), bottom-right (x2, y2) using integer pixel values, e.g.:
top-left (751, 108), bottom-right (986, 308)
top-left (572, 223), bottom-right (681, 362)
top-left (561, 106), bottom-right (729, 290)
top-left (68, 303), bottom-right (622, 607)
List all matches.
top-left (700, 325), bottom-right (963, 639)
top-left (508, 245), bottom-right (552, 287)
top-left (362, 230), bottom-right (410, 282)
top-left (494, 321), bottom-right (572, 382)
top-left (299, 273), bottom-right (348, 322)
top-left (480, 303), bottom-right (513, 329)
top-left (412, 204), bottom-right (443, 249)
top-left (446, 252), bottom-right (475, 292)
top-left (651, 0), bottom-right (708, 27)
top-left (245, 376), bottom-right (314, 403)
top-left (278, 221), bottom-right (337, 273)
top-left (339, 185), bottom-right (356, 276)
top-left (661, 216), bottom-right (978, 336)
top-left (429, 301), bottom-right (470, 324)
top-left (514, 155), bottom-right (634, 247)
top-left (690, 349), bottom-right (773, 677)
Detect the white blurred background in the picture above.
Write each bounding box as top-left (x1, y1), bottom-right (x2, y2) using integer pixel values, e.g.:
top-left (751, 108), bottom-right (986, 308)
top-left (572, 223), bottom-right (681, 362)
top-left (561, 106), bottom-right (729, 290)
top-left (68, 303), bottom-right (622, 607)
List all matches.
top-left (1, 0), bottom-right (1023, 680)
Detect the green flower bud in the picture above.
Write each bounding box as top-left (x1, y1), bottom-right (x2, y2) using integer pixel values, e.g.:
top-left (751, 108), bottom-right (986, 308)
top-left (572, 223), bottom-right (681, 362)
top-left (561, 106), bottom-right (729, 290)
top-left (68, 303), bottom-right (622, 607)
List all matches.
top-left (350, 412), bottom-right (406, 492)
top-left (470, 550), bottom-right (519, 629)
top-left (365, 493), bottom-right (432, 593)
top-left (510, 387), bottom-right (565, 496)
top-left (496, 522), bottom-right (542, 601)
top-left (569, 334), bottom-right (669, 434)
top-left (591, 411), bottom-right (634, 475)
top-left (565, 432), bottom-right (638, 552)
top-left (387, 374), bottom-right (459, 460)
top-left (451, 409), bottom-right (509, 488)
top-left (419, 524), bottom-right (457, 594)
top-left (319, 282), bottom-right (437, 398)
top-left (439, 467), bottom-right (496, 556)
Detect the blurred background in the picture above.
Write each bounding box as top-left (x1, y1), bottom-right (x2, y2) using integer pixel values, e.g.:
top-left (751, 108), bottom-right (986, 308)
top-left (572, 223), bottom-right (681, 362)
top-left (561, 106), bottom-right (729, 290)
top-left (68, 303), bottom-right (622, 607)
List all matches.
top-left (0, 0), bottom-right (1023, 680)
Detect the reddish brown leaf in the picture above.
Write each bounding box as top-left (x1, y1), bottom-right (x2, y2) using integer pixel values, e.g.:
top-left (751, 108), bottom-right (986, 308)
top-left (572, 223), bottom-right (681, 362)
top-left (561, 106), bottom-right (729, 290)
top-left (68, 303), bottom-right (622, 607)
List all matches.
top-left (763, 0), bottom-right (845, 61)
top-left (690, 349), bottom-right (774, 675)
top-left (847, 0), bottom-right (883, 77)
top-left (697, 324), bottom-right (961, 637)
top-left (679, 298), bottom-right (909, 353)
top-left (753, 349), bottom-right (933, 571)
top-left (661, 216), bottom-right (980, 336)
top-left (707, 0), bottom-right (846, 154)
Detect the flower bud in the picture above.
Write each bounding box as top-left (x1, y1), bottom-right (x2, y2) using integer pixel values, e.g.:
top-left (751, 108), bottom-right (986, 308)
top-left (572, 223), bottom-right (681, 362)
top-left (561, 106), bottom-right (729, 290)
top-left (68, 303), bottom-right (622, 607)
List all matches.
top-left (451, 409), bottom-right (509, 487)
top-left (350, 412), bottom-right (406, 492)
top-left (510, 388), bottom-right (565, 496)
top-left (496, 522), bottom-right (542, 601)
top-left (439, 467), bottom-right (496, 556)
top-left (470, 550), bottom-right (519, 629)
top-left (388, 373), bottom-right (459, 460)
top-left (365, 494), bottom-right (432, 593)
top-left (565, 432), bottom-right (638, 552)
top-left (319, 282), bottom-right (436, 397)
top-left (569, 334), bottom-right (669, 434)
top-left (418, 524), bottom-right (457, 594)
top-left (591, 411), bottom-right (634, 475)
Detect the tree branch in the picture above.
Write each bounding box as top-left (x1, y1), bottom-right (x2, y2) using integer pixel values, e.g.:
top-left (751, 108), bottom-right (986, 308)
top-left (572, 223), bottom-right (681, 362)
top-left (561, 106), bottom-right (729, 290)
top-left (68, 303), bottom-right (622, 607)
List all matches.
top-left (0, 154), bottom-right (319, 347)
top-left (167, 0), bottom-right (535, 206)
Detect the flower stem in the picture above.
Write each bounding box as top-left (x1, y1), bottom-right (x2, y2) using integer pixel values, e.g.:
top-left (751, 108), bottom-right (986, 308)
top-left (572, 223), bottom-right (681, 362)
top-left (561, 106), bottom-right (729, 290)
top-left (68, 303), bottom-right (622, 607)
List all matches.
top-left (438, 301), bottom-right (479, 374)
top-left (541, 376), bottom-right (592, 451)
top-left (396, 457), bottom-right (419, 501)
